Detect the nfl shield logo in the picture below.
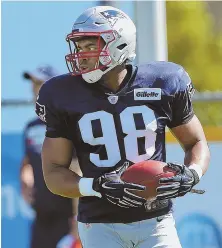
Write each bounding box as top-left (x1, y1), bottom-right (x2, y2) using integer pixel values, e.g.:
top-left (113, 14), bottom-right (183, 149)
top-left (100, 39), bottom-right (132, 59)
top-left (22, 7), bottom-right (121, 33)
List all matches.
top-left (107, 95), bottom-right (119, 104)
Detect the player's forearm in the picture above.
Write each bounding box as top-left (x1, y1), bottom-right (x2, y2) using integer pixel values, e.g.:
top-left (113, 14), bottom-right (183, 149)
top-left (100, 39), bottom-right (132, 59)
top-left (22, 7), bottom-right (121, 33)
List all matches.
top-left (184, 140), bottom-right (210, 175)
top-left (43, 164), bottom-right (82, 198)
top-left (43, 164), bottom-right (101, 199)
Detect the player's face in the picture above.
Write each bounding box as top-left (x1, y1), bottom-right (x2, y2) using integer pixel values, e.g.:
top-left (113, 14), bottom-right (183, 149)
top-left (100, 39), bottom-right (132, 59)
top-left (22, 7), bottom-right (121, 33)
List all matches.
top-left (75, 37), bottom-right (106, 72)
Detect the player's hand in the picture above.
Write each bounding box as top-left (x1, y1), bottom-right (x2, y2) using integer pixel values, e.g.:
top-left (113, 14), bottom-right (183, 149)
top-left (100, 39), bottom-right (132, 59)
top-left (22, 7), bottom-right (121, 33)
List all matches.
top-left (156, 163), bottom-right (200, 200)
top-left (92, 162), bottom-right (147, 208)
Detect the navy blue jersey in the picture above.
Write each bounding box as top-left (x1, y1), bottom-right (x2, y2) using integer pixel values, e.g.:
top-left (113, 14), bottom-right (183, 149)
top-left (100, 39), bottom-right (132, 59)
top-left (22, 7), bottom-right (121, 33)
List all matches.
top-left (24, 118), bottom-right (73, 217)
top-left (36, 61), bottom-right (194, 223)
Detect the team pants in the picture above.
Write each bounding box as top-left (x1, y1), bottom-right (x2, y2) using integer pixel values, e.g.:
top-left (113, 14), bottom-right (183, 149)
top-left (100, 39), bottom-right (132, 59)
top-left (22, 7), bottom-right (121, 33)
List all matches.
top-left (78, 213), bottom-right (182, 248)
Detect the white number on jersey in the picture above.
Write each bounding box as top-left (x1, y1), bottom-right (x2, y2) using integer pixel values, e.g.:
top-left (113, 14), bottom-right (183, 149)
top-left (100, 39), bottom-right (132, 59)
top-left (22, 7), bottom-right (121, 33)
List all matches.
top-left (78, 105), bottom-right (157, 167)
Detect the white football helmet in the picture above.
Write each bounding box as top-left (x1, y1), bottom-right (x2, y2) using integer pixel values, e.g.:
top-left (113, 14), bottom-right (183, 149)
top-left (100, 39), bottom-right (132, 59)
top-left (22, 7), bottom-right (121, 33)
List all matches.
top-left (65, 6), bottom-right (136, 83)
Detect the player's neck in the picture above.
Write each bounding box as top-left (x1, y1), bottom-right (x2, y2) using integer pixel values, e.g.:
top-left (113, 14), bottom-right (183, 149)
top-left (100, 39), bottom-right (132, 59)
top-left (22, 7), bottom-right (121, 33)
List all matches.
top-left (102, 65), bottom-right (128, 93)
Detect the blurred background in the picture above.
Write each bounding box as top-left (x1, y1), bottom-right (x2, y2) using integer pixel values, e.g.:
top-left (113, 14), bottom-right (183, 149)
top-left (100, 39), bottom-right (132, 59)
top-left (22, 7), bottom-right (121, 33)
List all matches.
top-left (2, 1), bottom-right (222, 248)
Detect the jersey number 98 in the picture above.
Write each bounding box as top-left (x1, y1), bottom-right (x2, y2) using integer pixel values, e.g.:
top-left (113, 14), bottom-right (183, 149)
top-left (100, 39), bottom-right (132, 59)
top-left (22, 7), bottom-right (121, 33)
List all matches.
top-left (78, 105), bottom-right (157, 167)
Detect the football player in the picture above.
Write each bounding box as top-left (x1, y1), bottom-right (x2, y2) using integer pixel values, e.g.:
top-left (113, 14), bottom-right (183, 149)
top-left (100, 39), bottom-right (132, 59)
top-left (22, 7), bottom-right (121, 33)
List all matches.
top-left (36, 6), bottom-right (210, 248)
top-left (21, 65), bottom-right (81, 248)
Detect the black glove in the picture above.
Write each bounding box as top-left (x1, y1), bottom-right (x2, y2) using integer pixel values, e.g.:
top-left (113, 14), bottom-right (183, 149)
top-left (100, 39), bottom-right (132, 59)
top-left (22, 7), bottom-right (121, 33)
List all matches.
top-left (93, 162), bottom-right (147, 208)
top-left (156, 163), bottom-right (200, 200)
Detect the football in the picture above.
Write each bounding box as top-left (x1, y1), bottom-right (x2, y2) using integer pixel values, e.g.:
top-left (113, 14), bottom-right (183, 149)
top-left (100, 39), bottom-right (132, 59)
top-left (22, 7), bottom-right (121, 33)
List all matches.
top-left (121, 160), bottom-right (177, 200)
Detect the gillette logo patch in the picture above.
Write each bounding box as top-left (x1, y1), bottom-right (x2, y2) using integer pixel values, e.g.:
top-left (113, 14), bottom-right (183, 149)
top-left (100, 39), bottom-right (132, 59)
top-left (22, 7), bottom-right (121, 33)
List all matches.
top-left (134, 88), bottom-right (161, 100)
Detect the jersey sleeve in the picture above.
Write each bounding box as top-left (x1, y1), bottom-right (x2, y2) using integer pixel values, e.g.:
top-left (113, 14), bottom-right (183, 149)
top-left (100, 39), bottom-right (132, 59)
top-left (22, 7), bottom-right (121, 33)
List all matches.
top-left (35, 82), bottom-right (70, 139)
top-left (167, 69), bottom-right (195, 128)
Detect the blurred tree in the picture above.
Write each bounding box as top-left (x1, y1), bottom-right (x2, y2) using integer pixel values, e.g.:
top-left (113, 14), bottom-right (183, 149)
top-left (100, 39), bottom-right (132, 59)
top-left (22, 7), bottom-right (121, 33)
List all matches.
top-left (166, 1), bottom-right (222, 91)
top-left (166, 1), bottom-right (222, 126)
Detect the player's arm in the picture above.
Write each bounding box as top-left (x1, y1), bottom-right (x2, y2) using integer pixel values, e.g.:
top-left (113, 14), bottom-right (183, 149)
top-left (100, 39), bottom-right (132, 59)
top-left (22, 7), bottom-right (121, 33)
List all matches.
top-left (35, 81), bottom-right (82, 198)
top-left (157, 69), bottom-right (210, 199)
top-left (69, 157), bottom-right (80, 222)
top-left (41, 137), bottom-right (83, 198)
top-left (36, 82), bottom-right (101, 199)
top-left (171, 115), bottom-right (210, 175)
top-left (156, 117), bottom-right (210, 200)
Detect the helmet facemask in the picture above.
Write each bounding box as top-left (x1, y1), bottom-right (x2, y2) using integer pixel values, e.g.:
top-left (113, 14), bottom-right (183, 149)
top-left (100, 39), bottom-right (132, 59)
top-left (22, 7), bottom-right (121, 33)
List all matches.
top-left (65, 31), bottom-right (118, 82)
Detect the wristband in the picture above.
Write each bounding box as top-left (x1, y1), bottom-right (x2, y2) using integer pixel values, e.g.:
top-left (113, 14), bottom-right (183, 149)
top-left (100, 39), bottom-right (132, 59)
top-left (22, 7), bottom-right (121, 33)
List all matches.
top-left (189, 164), bottom-right (203, 180)
top-left (78, 178), bottom-right (101, 198)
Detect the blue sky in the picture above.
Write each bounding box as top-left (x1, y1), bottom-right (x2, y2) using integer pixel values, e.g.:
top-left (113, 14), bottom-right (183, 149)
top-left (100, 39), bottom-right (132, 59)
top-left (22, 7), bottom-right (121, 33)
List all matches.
top-left (2, 1), bottom-right (134, 132)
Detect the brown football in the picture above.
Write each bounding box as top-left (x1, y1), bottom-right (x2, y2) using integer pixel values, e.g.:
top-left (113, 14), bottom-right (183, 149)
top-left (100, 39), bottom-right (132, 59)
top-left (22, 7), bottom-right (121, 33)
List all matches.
top-left (121, 160), bottom-right (177, 200)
